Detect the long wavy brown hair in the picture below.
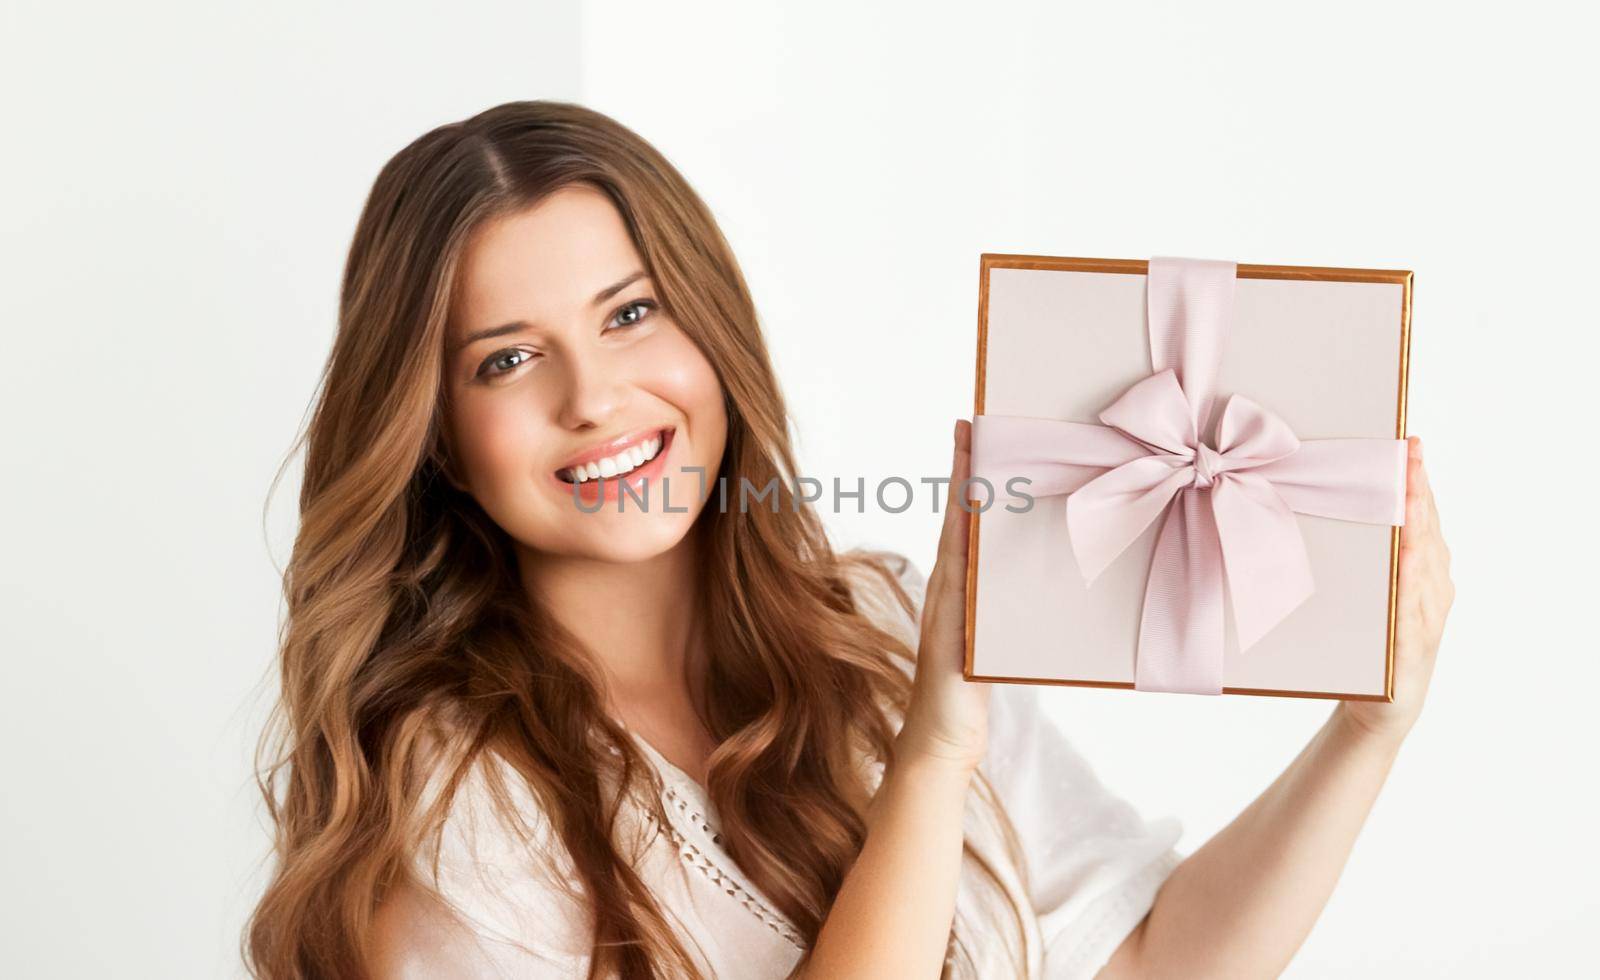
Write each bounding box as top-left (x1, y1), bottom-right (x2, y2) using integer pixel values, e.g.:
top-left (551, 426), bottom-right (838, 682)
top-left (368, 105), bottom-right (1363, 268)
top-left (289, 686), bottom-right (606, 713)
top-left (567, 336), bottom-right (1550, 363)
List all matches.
top-left (244, 99), bottom-right (1030, 979)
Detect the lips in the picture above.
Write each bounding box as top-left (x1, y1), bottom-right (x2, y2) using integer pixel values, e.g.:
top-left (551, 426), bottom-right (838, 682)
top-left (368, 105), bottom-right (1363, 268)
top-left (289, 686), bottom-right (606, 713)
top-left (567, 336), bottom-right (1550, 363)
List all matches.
top-left (555, 426), bottom-right (673, 483)
top-left (550, 426), bottom-right (679, 508)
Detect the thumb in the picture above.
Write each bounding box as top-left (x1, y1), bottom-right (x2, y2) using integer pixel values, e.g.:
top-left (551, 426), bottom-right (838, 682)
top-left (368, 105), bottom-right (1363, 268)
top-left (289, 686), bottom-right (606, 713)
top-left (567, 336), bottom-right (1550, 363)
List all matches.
top-left (928, 420), bottom-right (973, 604)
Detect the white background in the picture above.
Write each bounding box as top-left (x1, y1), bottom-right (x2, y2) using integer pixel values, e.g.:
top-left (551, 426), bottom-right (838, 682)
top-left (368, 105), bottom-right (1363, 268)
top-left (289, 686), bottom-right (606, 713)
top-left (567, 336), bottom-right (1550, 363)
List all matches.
top-left (3, 1), bottom-right (1595, 976)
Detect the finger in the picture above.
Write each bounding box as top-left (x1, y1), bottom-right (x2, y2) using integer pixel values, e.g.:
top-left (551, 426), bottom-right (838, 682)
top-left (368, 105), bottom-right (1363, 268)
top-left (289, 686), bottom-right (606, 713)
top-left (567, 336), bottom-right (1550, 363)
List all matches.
top-left (1398, 442), bottom-right (1454, 642)
top-left (1398, 544), bottom-right (1425, 615)
top-left (926, 434), bottom-right (973, 639)
top-left (1419, 477), bottom-right (1442, 558)
top-left (1422, 475), bottom-right (1448, 568)
top-left (935, 420), bottom-right (972, 571)
top-left (1402, 444), bottom-right (1426, 546)
top-left (951, 419), bottom-right (972, 564)
top-left (1403, 438), bottom-right (1440, 545)
top-left (1399, 446), bottom-right (1425, 577)
top-left (925, 426), bottom-right (960, 602)
top-left (1419, 458), bottom-right (1441, 541)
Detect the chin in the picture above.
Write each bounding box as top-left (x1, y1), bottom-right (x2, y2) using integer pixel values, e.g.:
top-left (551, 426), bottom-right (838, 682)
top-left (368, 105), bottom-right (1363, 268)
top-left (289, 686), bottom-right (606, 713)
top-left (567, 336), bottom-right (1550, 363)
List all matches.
top-left (561, 511), bottom-right (703, 564)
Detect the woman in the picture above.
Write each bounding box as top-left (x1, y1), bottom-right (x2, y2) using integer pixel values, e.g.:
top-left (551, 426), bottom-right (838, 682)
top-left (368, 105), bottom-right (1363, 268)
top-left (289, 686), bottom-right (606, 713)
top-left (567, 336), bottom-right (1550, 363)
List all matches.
top-left (244, 100), bottom-right (1454, 979)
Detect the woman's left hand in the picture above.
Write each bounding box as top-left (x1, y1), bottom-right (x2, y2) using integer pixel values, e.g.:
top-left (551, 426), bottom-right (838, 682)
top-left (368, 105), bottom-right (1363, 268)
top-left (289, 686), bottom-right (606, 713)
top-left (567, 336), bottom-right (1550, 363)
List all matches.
top-left (1337, 435), bottom-right (1455, 746)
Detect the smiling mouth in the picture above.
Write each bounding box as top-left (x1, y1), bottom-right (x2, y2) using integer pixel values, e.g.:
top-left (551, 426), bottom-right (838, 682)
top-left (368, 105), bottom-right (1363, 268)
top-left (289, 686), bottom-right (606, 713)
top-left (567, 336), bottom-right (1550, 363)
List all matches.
top-left (556, 428), bottom-right (673, 484)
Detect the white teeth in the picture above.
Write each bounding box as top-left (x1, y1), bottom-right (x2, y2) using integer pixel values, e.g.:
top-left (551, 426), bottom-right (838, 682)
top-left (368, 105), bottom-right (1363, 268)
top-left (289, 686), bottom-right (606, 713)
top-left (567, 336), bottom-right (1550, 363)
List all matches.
top-left (559, 431), bottom-right (668, 483)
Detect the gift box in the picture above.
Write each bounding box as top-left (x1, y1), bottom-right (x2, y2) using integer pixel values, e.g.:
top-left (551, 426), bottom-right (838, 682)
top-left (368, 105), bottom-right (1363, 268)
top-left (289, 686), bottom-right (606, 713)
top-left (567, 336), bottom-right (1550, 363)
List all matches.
top-left (964, 255), bottom-right (1411, 699)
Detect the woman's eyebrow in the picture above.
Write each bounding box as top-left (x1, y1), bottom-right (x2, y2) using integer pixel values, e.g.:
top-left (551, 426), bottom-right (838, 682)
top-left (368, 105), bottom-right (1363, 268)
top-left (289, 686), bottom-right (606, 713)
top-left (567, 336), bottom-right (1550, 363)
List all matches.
top-left (591, 269), bottom-right (648, 306)
top-left (452, 270), bottom-right (649, 354)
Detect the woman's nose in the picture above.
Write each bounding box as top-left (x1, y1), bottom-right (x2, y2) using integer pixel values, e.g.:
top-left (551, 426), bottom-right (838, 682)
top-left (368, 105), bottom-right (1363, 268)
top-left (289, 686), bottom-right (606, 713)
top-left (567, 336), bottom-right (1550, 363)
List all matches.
top-left (553, 347), bottom-right (626, 431)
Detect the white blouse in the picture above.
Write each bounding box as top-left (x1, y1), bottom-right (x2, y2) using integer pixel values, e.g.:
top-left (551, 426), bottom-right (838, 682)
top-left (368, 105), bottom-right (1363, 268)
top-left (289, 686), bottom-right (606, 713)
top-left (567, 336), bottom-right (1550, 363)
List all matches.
top-left (385, 554), bottom-right (1184, 979)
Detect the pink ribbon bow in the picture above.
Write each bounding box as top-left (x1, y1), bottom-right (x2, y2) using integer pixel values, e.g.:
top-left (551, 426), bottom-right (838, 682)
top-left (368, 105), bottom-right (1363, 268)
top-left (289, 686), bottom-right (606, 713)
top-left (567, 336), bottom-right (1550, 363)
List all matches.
top-left (971, 256), bottom-right (1407, 695)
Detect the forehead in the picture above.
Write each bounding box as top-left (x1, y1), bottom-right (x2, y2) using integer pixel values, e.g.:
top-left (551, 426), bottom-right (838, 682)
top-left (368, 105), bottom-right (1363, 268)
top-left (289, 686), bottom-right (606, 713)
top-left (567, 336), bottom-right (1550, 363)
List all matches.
top-left (451, 183), bottom-right (643, 338)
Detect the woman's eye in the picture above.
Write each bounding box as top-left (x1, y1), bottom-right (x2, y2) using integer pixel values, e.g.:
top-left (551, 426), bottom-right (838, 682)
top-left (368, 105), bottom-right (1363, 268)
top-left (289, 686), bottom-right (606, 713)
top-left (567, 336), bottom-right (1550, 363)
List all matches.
top-left (608, 299), bottom-right (657, 331)
top-left (477, 348), bottom-right (537, 378)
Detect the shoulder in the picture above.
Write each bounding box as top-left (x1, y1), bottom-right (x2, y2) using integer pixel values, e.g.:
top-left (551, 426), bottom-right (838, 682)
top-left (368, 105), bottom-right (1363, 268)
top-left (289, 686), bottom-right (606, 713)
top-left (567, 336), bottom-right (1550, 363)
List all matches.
top-left (402, 704), bottom-right (570, 877)
top-left (376, 715), bottom-right (594, 972)
top-left (424, 748), bottom-right (569, 877)
top-left (370, 869), bottom-right (525, 979)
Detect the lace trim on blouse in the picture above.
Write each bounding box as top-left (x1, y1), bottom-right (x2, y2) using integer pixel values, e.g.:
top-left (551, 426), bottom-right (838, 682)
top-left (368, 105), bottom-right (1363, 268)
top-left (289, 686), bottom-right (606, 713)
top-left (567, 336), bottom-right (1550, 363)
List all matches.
top-left (623, 732), bottom-right (808, 948)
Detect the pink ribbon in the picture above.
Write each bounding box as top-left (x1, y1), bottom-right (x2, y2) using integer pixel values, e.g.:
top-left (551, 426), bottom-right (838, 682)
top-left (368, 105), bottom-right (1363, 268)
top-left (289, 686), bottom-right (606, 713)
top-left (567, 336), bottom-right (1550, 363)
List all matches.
top-left (971, 256), bottom-right (1407, 695)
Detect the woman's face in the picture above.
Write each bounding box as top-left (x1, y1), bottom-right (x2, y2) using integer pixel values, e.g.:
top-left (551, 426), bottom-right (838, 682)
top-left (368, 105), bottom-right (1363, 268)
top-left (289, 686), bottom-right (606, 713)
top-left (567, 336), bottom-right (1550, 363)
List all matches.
top-left (443, 183), bottom-right (728, 564)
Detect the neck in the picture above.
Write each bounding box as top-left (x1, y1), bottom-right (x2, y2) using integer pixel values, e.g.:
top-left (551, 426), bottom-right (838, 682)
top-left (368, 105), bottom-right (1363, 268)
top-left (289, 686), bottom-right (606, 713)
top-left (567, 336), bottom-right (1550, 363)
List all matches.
top-left (517, 529), bottom-right (705, 711)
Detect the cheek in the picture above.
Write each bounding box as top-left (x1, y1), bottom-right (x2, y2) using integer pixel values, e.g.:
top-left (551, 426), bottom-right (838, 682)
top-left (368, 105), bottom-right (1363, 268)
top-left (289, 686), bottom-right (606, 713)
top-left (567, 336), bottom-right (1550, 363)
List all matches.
top-left (450, 394), bottom-right (538, 494)
top-left (647, 332), bottom-right (727, 453)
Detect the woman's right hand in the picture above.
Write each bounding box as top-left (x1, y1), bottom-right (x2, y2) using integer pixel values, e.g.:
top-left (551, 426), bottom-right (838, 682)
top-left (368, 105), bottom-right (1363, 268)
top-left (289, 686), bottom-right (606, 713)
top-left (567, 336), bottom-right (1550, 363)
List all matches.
top-left (895, 418), bottom-right (991, 774)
